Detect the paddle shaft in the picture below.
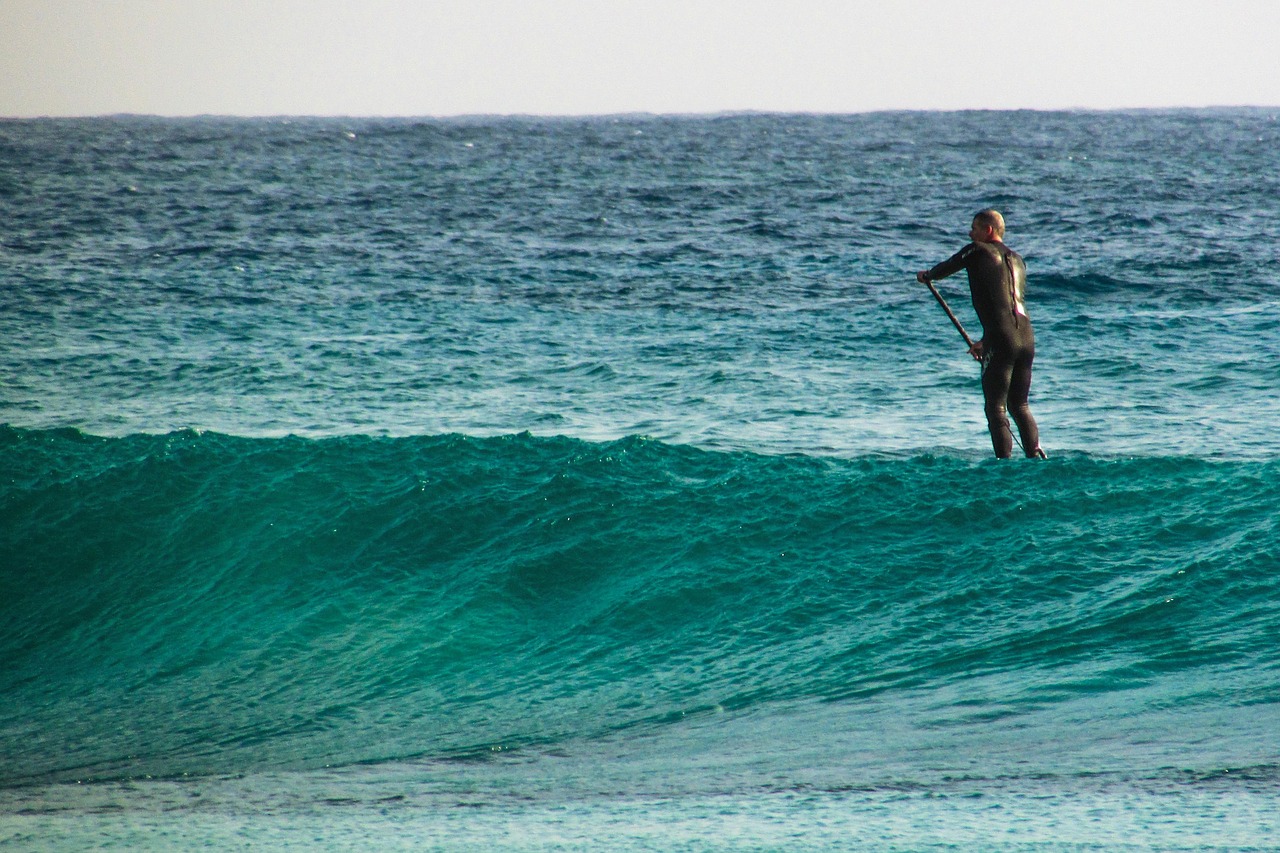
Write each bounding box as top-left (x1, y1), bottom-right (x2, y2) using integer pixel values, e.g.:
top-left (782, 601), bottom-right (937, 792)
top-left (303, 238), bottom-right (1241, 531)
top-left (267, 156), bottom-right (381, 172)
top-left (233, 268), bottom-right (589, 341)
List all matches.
top-left (924, 280), bottom-right (976, 349)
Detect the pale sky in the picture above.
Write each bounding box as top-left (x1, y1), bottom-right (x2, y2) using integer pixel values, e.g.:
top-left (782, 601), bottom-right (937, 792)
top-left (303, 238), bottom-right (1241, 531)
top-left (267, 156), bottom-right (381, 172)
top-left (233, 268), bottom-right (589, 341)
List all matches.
top-left (2, 0), bottom-right (1279, 117)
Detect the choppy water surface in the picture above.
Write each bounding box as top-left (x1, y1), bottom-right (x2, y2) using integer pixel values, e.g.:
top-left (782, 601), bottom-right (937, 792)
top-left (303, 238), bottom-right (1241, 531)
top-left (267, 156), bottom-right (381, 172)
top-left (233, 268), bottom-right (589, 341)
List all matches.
top-left (2, 110), bottom-right (1278, 849)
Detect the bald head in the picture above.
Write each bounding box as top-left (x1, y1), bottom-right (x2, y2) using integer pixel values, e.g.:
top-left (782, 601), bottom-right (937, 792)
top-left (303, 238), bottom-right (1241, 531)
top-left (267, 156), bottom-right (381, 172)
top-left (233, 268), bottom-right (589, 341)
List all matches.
top-left (973, 209), bottom-right (1006, 240)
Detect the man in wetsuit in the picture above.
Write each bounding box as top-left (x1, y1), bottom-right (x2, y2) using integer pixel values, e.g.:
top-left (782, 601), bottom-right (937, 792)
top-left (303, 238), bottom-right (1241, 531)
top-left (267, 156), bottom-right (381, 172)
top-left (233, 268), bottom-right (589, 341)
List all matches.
top-left (916, 209), bottom-right (1045, 459)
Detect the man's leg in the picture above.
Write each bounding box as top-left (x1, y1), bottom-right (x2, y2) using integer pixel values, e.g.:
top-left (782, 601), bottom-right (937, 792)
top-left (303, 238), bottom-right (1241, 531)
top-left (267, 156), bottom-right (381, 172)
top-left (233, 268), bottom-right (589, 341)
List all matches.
top-left (1007, 352), bottom-right (1042, 458)
top-left (982, 355), bottom-right (1015, 459)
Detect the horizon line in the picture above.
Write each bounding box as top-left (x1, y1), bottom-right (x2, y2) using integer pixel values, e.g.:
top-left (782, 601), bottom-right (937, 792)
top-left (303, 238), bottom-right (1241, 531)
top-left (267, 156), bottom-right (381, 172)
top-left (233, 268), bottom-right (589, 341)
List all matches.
top-left (5, 104), bottom-right (1280, 122)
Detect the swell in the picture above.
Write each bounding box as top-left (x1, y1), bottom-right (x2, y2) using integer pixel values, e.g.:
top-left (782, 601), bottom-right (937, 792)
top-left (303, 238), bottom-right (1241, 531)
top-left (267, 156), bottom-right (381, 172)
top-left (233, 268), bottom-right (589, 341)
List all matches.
top-left (2, 427), bottom-right (1277, 784)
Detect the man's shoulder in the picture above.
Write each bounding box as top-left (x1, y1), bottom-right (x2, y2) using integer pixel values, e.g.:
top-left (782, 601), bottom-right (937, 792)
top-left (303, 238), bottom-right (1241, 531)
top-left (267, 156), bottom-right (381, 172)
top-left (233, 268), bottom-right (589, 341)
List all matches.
top-left (959, 241), bottom-right (1002, 262)
top-left (992, 240), bottom-right (1023, 259)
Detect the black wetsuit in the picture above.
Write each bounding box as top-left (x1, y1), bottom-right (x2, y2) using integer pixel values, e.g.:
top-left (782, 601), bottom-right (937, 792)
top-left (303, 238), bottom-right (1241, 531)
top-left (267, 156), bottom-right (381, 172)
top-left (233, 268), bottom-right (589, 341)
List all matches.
top-left (926, 240), bottom-right (1042, 458)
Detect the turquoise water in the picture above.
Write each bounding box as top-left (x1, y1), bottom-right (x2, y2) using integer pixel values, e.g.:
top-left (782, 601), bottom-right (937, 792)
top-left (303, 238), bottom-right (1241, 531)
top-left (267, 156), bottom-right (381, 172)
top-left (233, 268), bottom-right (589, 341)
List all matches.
top-left (2, 111), bottom-right (1279, 849)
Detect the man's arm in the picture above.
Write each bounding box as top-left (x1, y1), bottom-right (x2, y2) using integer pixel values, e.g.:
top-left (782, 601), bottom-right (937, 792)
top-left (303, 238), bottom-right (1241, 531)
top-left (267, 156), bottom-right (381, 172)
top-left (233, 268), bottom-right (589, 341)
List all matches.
top-left (916, 244), bottom-right (976, 284)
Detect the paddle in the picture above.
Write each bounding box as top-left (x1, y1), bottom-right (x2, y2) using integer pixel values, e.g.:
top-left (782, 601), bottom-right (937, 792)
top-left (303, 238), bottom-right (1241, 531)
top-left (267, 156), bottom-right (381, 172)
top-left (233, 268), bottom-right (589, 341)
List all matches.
top-left (923, 279), bottom-right (976, 351)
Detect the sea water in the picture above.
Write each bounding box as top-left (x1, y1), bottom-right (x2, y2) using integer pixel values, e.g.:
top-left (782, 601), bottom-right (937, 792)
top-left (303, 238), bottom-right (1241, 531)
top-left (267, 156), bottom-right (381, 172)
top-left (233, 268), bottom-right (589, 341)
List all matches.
top-left (1, 111), bottom-right (1278, 850)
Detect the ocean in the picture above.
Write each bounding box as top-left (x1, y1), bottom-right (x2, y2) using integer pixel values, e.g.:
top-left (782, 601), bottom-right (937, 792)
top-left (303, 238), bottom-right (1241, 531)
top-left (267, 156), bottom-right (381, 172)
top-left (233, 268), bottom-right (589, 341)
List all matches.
top-left (1, 110), bottom-right (1278, 850)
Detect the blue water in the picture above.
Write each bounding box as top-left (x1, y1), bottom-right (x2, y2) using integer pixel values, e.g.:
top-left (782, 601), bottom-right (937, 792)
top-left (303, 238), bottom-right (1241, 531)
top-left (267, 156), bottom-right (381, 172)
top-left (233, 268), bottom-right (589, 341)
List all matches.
top-left (2, 111), bottom-right (1279, 850)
